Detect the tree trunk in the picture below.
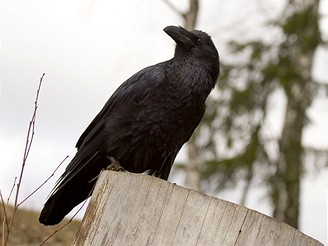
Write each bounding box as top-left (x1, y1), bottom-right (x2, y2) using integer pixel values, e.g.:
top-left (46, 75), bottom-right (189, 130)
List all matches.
top-left (272, 0), bottom-right (319, 228)
top-left (185, 135), bottom-right (201, 191)
top-left (183, 0), bottom-right (199, 31)
top-left (184, 0), bottom-right (201, 191)
top-left (163, 0), bottom-right (201, 191)
top-left (273, 95), bottom-right (306, 227)
top-left (73, 171), bottom-right (322, 246)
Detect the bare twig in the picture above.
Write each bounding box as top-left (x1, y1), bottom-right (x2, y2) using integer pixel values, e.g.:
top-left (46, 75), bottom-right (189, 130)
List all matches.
top-left (18, 155), bottom-right (69, 206)
top-left (6, 177), bottom-right (17, 205)
top-left (40, 204), bottom-right (83, 245)
top-left (162, 0), bottom-right (184, 16)
top-left (40, 182), bottom-right (96, 245)
top-left (2, 73), bottom-right (45, 246)
top-left (15, 73), bottom-right (45, 208)
top-left (0, 190), bottom-right (9, 235)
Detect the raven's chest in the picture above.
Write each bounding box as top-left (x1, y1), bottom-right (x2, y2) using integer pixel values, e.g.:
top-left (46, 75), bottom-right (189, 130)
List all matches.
top-left (140, 81), bottom-right (204, 120)
top-left (132, 83), bottom-right (206, 145)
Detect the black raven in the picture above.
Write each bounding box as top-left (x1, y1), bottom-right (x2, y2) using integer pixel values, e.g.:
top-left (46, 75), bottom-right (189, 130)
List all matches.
top-left (39, 25), bottom-right (220, 226)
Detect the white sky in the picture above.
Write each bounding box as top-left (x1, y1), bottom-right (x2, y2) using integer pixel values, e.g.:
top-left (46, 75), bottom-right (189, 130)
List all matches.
top-left (0, 0), bottom-right (327, 244)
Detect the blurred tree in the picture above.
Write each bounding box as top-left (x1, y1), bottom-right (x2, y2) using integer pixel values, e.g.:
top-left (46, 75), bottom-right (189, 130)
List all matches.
top-left (165, 0), bottom-right (327, 229)
top-left (199, 0), bottom-right (327, 228)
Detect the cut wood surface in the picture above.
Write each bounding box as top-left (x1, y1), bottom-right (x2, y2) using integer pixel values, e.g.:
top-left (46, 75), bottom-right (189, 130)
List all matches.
top-left (73, 171), bottom-right (322, 246)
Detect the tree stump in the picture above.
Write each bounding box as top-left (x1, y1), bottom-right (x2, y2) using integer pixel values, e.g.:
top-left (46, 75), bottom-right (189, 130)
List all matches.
top-left (73, 171), bottom-right (322, 246)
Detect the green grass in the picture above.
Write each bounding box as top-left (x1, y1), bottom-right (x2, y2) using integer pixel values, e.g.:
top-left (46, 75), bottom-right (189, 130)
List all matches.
top-left (0, 204), bottom-right (80, 246)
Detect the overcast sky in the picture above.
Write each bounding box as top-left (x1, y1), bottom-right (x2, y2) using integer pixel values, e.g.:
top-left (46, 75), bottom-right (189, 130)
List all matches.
top-left (1, 0), bottom-right (328, 243)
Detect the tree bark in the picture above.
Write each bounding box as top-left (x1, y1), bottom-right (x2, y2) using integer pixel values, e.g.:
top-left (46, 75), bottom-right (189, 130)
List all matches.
top-left (272, 0), bottom-right (319, 228)
top-left (183, 0), bottom-right (199, 31)
top-left (185, 135), bottom-right (201, 191)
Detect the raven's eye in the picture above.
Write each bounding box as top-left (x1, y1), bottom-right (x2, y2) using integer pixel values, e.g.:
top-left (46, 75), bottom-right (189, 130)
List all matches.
top-left (196, 38), bottom-right (203, 45)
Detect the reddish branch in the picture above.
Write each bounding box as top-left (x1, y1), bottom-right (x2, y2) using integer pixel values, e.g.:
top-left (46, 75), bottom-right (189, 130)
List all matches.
top-left (2, 73), bottom-right (45, 246)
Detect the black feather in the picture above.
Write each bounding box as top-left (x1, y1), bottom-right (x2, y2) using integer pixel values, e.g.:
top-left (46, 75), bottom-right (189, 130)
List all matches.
top-left (39, 26), bottom-right (220, 225)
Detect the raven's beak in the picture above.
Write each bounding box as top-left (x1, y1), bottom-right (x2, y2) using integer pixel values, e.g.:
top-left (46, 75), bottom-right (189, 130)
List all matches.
top-left (164, 26), bottom-right (195, 46)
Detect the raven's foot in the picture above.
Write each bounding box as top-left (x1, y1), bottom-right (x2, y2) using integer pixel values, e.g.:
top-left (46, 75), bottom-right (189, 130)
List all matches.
top-left (106, 157), bottom-right (125, 172)
top-left (88, 157), bottom-right (126, 183)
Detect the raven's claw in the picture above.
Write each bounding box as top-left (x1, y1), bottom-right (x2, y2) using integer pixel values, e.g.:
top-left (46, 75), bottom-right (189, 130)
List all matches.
top-left (106, 157), bottom-right (125, 172)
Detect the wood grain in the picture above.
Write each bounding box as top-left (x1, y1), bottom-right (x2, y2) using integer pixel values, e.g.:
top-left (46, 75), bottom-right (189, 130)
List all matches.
top-left (73, 171), bottom-right (322, 246)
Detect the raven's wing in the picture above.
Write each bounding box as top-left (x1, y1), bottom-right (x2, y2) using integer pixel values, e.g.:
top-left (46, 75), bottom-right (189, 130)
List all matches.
top-left (39, 64), bottom-right (168, 225)
top-left (76, 64), bottom-right (167, 149)
top-left (52, 64), bottom-right (167, 195)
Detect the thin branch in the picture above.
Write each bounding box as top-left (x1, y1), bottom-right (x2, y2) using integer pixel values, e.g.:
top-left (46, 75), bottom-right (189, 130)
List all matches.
top-left (40, 181), bottom-right (96, 245)
top-left (15, 73), bottom-right (45, 209)
top-left (40, 204), bottom-right (84, 245)
top-left (1, 177), bottom-right (15, 245)
top-left (162, 0), bottom-right (185, 16)
top-left (18, 155), bottom-right (69, 206)
top-left (305, 146), bottom-right (328, 154)
top-left (3, 73), bottom-right (45, 246)
top-left (0, 190), bottom-right (9, 234)
top-left (6, 177), bottom-right (17, 205)
top-left (239, 167), bottom-right (253, 205)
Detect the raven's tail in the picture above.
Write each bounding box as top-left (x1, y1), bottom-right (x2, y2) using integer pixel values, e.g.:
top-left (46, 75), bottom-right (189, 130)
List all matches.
top-left (39, 152), bottom-right (110, 226)
top-left (39, 182), bottom-right (93, 225)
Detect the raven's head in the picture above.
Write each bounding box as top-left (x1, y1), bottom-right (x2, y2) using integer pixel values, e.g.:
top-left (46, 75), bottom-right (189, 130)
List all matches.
top-left (164, 25), bottom-right (220, 81)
